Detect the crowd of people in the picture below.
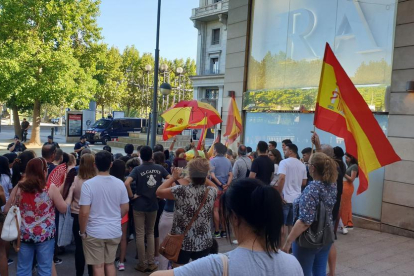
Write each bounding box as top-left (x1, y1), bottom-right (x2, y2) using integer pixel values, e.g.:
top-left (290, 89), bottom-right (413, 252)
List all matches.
top-left (0, 132), bottom-right (358, 276)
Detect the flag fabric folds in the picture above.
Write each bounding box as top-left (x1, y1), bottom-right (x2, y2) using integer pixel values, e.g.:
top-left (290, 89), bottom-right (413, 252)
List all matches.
top-left (162, 100), bottom-right (222, 141)
top-left (314, 43), bottom-right (400, 194)
top-left (223, 95), bottom-right (243, 145)
top-left (207, 135), bottom-right (220, 158)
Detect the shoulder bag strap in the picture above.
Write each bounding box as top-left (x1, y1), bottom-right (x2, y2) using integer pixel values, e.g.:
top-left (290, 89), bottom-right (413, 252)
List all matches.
top-left (183, 188), bottom-right (210, 236)
top-left (241, 158), bottom-right (248, 170)
top-left (14, 186), bottom-right (21, 207)
top-left (220, 253), bottom-right (229, 276)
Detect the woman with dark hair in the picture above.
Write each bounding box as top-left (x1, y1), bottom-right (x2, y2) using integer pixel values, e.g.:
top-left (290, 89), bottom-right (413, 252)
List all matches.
top-left (110, 159), bottom-right (129, 271)
top-left (268, 148), bottom-right (283, 186)
top-left (62, 154), bottom-right (77, 200)
top-left (156, 158), bottom-right (218, 267)
top-left (341, 153), bottom-right (358, 230)
top-left (11, 150), bottom-right (36, 187)
top-left (5, 157), bottom-right (74, 275)
top-left (154, 177), bottom-right (302, 276)
top-left (283, 153), bottom-right (338, 276)
top-left (71, 154), bottom-right (96, 276)
top-left (0, 156), bottom-right (12, 209)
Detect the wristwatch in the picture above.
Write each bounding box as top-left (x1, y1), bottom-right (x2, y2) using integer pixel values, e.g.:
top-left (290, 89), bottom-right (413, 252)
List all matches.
top-left (79, 231), bottom-right (87, 238)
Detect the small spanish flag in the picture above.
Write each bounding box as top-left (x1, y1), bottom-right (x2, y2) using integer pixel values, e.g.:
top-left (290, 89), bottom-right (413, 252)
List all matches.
top-left (314, 43), bottom-right (400, 194)
top-left (224, 95), bottom-right (243, 145)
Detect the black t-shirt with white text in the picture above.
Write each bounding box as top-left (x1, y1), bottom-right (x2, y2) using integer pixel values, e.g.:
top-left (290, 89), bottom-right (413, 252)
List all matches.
top-left (250, 155), bottom-right (275, 185)
top-left (128, 162), bottom-right (169, 212)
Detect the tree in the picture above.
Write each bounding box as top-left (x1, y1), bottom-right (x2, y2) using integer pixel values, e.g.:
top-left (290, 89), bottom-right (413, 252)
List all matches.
top-left (94, 46), bottom-right (127, 117)
top-left (120, 46), bottom-right (142, 117)
top-left (0, 0), bottom-right (101, 145)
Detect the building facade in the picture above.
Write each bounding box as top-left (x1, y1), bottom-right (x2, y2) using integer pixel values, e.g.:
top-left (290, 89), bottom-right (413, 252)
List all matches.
top-left (191, 0), bottom-right (414, 237)
top-left (190, 0), bottom-right (229, 124)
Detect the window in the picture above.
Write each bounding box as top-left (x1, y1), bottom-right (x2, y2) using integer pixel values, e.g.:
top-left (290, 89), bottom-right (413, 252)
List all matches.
top-left (210, 58), bottom-right (219, 74)
top-left (112, 120), bottom-right (122, 130)
top-left (214, 0), bottom-right (222, 3)
top-left (212, 28), bottom-right (220, 45)
top-left (205, 89), bottom-right (219, 99)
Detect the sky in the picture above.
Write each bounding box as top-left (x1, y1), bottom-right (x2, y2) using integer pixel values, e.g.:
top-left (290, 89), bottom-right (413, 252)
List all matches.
top-left (97, 0), bottom-right (198, 61)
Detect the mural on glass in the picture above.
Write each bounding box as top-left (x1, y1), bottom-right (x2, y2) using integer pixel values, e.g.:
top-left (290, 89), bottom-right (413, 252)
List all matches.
top-left (245, 0), bottom-right (396, 112)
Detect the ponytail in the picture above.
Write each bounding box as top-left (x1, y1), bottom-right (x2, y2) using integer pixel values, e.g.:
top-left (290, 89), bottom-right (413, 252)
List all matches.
top-left (310, 152), bottom-right (338, 184)
top-left (221, 178), bottom-right (284, 257)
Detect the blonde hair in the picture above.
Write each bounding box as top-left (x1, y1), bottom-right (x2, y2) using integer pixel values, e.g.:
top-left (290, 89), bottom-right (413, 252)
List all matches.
top-left (188, 158), bottom-right (210, 185)
top-left (67, 154), bottom-right (76, 167)
top-left (78, 153), bottom-right (96, 180)
top-left (310, 152), bottom-right (338, 183)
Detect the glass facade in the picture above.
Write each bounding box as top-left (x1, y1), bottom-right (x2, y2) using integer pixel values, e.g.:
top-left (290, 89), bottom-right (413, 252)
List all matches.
top-left (245, 0), bottom-right (397, 112)
top-left (244, 113), bottom-right (388, 220)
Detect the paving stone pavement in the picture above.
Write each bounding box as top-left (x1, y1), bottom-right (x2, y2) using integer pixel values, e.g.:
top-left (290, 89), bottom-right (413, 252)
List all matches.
top-left (7, 227), bottom-right (414, 275)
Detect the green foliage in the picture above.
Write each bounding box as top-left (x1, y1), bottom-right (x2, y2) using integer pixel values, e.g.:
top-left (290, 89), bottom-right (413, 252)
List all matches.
top-left (94, 46), bottom-right (127, 112)
top-left (243, 86), bottom-right (388, 112)
top-left (246, 51), bottom-right (391, 112)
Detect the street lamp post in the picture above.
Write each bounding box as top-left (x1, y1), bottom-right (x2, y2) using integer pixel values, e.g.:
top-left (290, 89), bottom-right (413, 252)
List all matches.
top-left (150, 0), bottom-right (162, 149)
top-left (176, 67), bottom-right (183, 102)
top-left (144, 64), bottom-right (152, 118)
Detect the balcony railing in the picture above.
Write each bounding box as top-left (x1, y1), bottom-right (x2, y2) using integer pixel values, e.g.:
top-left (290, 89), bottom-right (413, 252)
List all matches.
top-left (204, 68), bottom-right (221, 75)
top-left (191, 0), bottom-right (229, 20)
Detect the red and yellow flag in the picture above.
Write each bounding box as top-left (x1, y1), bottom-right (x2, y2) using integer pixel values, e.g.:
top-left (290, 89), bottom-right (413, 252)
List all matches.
top-left (224, 95), bottom-right (243, 145)
top-left (163, 122), bottom-right (184, 141)
top-left (314, 43), bottom-right (400, 194)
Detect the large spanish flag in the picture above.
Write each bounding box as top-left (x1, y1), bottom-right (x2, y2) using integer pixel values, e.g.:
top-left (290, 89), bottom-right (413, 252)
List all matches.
top-left (314, 43), bottom-right (400, 194)
top-left (224, 95), bottom-right (243, 145)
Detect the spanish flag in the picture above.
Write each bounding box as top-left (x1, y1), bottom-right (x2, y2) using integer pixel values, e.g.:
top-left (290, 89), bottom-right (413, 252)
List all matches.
top-left (224, 95), bottom-right (243, 145)
top-left (314, 43), bottom-right (400, 194)
top-left (162, 122), bottom-right (184, 141)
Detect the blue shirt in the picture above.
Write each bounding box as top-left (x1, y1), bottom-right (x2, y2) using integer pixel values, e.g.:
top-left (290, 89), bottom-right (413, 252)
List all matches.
top-left (210, 155), bottom-right (232, 187)
top-left (294, 180), bottom-right (337, 226)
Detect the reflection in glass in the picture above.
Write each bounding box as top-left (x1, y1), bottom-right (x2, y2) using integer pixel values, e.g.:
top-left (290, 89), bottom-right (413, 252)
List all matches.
top-left (244, 112), bottom-right (388, 220)
top-left (245, 0), bottom-right (396, 112)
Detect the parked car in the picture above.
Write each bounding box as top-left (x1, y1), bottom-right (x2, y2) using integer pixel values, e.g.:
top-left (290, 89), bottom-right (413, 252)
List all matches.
top-left (85, 117), bottom-right (148, 144)
top-left (51, 116), bottom-right (66, 124)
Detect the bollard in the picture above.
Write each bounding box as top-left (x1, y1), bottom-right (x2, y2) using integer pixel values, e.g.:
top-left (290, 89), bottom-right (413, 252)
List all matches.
top-left (51, 127), bottom-right (54, 139)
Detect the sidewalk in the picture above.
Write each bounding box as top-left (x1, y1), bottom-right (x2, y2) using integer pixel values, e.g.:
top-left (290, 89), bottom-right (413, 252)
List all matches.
top-left (6, 227), bottom-right (414, 275)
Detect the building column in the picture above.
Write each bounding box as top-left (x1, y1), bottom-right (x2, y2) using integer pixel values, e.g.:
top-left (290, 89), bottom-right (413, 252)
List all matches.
top-left (381, 0), bottom-right (414, 238)
top-left (222, 0), bottom-right (249, 143)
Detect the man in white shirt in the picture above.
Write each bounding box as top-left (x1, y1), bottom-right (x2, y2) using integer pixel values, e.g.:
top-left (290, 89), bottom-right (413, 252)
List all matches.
top-left (79, 150), bottom-right (129, 276)
top-left (276, 143), bottom-right (307, 244)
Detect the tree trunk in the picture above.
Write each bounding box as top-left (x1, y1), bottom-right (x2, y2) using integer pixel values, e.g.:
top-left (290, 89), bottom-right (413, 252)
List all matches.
top-left (29, 99), bottom-right (42, 145)
top-left (101, 104), bottom-right (104, 118)
top-left (12, 106), bottom-right (21, 139)
top-left (127, 106), bottom-right (130, 117)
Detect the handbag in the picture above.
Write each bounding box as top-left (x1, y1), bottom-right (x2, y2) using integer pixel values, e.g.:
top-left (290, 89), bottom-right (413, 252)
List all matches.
top-left (159, 188), bottom-right (210, 262)
top-left (57, 204), bottom-right (74, 247)
top-left (296, 193), bottom-right (334, 249)
top-left (1, 188), bottom-right (22, 252)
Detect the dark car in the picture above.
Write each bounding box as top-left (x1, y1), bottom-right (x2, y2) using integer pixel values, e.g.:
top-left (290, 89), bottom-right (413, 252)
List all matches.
top-left (85, 117), bottom-right (148, 144)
